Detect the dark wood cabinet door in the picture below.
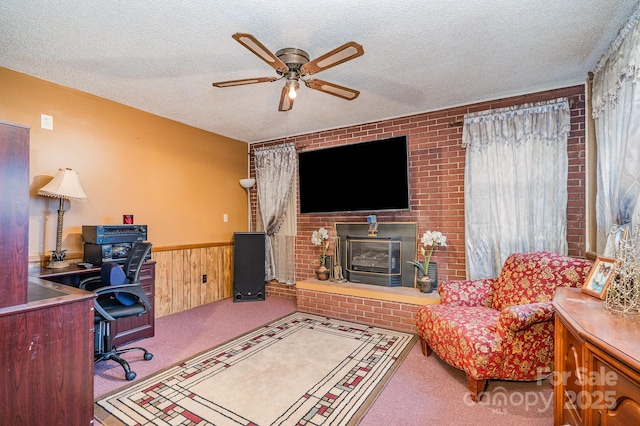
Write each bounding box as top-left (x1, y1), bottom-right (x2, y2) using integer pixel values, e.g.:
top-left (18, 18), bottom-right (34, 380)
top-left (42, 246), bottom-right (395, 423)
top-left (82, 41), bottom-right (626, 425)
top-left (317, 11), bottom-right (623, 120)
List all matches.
top-left (0, 294), bottom-right (95, 425)
top-left (110, 262), bottom-right (156, 347)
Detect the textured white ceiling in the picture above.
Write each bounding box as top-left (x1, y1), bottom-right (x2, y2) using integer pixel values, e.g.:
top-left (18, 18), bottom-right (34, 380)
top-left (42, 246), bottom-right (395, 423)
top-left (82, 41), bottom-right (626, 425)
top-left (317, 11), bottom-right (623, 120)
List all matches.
top-left (1, 0), bottom-right (638, 143)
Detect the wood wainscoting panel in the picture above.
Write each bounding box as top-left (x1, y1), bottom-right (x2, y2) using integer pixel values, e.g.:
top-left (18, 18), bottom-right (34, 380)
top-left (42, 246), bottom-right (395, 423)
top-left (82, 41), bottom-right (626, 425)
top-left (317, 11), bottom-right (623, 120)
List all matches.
top-left (187, 249), bottom-right (197, 308)
top-left (153, 250), bottom-right (173, 318)
top-left (172, 249), bottom-right (187, 314)
top-left (201, 246), bottom-right (218, 305)
top-left (152, 243), bottom-right (234, 318)
top-left (201, 245), bottom-right (234, 304)
top-left (222, 245), bottom-right (233, 299)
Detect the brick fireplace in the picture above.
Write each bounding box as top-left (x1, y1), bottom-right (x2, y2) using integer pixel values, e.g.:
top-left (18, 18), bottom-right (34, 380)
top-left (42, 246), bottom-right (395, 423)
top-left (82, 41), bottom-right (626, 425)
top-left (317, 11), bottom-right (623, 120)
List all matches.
top-left (293, 221), bottom-right (436, 333)
top-left (335, 222), bottom-right (417, 288)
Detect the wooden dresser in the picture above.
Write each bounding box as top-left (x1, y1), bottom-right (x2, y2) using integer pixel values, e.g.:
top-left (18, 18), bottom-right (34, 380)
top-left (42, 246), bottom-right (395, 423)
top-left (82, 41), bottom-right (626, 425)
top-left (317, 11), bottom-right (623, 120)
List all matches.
top-left (553, 287), bottom-right (640, 425)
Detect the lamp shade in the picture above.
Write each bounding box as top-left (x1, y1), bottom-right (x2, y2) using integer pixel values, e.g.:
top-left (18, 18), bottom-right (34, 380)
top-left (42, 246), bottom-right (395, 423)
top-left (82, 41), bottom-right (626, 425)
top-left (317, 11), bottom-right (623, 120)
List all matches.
top-left (239, 178), bottom-right (256, 189)
top-left (38, 168), bottom-right (88, 200)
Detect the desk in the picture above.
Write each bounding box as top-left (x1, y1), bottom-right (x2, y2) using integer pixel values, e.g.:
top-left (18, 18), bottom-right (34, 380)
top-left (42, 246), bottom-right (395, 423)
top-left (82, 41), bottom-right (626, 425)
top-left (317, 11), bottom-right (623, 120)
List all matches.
top-left (30, 262), bottom-right (156, 347)
top-left (0, 278), bottom-right (95, 424)
top-left (31, 263), bottom-right (101, 286)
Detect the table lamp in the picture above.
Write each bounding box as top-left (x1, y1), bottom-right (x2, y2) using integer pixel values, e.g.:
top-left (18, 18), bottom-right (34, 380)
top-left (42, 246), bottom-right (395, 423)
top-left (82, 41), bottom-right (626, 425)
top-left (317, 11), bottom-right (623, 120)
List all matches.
top-left (38, 168), bottom-right (88, 268)
top-left (239, 178), bottom-right (256, 232)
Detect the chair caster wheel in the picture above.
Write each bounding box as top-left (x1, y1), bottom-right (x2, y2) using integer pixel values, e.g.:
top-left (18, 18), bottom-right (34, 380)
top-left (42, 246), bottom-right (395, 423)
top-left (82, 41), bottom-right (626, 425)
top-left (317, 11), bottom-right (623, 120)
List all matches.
top-left (144, 352), bottom-right (153, 361)
top-left (126, 371), bottom-right (136, 381)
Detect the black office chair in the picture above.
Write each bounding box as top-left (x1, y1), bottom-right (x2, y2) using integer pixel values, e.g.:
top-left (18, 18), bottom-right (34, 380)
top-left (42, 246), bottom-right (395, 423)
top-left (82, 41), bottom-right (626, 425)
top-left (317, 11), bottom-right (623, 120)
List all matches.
top-left (80, 241), bottom-right (153, 380)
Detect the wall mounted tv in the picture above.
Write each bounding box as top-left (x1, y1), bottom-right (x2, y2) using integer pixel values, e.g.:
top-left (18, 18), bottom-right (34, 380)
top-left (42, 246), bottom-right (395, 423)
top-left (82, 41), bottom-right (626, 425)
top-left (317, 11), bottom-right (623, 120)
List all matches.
top-left (298, 135), bottom-right (410, 214)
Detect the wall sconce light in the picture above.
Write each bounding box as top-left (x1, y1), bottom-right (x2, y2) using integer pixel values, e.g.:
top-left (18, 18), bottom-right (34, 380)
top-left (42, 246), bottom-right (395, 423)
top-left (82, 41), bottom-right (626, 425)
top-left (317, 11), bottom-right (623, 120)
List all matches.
top-left (239, 178), bottom-right (256, 232)
top-left (38, 168), bottom-right (88, 268)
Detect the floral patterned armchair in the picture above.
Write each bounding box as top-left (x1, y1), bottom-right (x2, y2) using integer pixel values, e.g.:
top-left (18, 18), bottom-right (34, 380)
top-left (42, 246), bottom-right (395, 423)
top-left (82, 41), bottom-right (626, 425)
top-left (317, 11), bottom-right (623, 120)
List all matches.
top-left (415, 251), bottom-right (592, 402)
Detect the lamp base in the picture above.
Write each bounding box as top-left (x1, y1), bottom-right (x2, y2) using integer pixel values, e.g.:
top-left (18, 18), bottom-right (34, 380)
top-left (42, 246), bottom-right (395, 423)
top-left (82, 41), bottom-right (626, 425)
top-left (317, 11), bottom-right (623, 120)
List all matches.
top-left (46, 260), bottom-right (70, 269)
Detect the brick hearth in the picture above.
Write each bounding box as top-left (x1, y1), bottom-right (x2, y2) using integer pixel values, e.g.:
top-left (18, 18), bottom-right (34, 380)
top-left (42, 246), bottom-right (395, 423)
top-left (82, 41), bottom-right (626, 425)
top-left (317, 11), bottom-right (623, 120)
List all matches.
top-left (295, 280), bottom-right (439, 333)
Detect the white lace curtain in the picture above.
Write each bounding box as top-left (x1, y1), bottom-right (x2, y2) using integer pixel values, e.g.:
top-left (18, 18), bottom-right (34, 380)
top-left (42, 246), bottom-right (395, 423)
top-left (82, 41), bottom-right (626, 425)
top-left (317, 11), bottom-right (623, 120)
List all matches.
top-left (463, 98), bottom-right (571, 279)
top-left (254, 144), bottom-right (297, 283)
top-left (592, 6), bottom-right (640, 254)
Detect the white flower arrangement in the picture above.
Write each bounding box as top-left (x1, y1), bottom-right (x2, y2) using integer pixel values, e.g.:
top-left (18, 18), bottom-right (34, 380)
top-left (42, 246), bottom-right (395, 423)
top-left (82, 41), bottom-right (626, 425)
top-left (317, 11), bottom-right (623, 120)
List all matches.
top-left (311, 227), bottom-right (330, 267)
top-left (407, 230), bottom-right (447, 277)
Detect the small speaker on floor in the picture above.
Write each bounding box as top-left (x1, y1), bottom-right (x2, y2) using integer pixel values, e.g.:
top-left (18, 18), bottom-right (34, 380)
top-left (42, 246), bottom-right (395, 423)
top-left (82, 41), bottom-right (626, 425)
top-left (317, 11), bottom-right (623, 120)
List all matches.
top-left (233, 232), bottom-right (266, 302)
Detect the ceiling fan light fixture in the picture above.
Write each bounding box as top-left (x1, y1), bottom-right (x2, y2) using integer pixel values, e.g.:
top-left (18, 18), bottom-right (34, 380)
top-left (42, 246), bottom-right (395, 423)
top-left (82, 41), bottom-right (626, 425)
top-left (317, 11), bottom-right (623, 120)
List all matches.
top-left (214, 34), bottom-right (364, 111)
top-left (286, 79), bottom-right (299, 99)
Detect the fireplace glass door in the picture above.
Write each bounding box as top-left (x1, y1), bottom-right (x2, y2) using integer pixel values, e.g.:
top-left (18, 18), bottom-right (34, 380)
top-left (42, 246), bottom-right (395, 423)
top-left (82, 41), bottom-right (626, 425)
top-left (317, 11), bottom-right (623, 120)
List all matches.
top-left (346, 237), bottom-right (402, 286)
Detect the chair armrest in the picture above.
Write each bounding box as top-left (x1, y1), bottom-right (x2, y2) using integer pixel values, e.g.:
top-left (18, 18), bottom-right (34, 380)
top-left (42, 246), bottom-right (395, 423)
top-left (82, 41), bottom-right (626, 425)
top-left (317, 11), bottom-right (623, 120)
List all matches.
top-left (438, 278), bottom-right (495, 307)
top-left (91, 284), bottom-right (151, 321)
top-left (496, 302), bottom-right (555, 337)
top-left (94, 283), bottom-right (149, 302)
top-left (79, 276), bottom-right (102, 291)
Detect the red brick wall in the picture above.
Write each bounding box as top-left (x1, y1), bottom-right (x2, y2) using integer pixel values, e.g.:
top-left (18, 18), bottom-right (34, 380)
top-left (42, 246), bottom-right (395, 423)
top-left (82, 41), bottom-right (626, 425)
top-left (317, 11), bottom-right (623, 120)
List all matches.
top-left (251, 85), bottom-right (587, 283)
top-left (296, 288), bottom-right (421, 333)
top-left (265, 281), bottom-right (297, 299)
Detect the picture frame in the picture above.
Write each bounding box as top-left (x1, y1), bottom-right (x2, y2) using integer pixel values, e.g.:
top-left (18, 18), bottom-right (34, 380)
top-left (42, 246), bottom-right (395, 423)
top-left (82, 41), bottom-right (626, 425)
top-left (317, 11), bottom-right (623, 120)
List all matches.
top-left (582, 256), bottom-right (617, 299)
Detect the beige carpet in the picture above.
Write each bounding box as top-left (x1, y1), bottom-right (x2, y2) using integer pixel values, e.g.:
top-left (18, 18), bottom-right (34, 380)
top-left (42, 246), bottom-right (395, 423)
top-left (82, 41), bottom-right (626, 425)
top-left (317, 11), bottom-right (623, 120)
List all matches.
top-left (95, 312), bottom-right (416, 426)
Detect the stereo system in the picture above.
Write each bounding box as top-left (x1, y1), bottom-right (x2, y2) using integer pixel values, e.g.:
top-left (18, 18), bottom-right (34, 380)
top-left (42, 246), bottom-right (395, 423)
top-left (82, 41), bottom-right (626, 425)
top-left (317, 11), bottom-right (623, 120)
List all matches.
top-left (82, 225), bottom-right (150, 265)
top-left (82, 225), bottom-right (148, 244)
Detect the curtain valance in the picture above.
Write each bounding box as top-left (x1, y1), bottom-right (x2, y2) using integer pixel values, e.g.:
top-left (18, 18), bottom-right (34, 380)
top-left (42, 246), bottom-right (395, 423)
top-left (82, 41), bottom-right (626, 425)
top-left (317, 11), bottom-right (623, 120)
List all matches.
top-left (462, 98), bottom-right (570, 150)
top-left (592, 7), bottom-right (640, 118)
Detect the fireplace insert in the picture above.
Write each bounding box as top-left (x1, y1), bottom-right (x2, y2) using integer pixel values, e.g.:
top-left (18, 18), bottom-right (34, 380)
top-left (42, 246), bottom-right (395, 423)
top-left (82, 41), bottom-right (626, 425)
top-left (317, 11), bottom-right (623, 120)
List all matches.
top-left (346, 236), bottom-right (402, 286)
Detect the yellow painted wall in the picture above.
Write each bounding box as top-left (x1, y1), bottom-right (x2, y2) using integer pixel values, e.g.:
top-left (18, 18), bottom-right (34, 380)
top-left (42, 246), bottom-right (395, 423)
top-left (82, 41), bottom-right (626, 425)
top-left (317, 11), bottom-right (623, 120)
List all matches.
top-left (0, 67), bottom-right (249, 260)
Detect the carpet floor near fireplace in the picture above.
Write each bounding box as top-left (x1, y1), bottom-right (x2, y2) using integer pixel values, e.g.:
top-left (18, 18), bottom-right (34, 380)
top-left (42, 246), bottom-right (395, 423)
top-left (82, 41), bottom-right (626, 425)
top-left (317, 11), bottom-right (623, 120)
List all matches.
top-left (94, 312), bottom-right (416, 426)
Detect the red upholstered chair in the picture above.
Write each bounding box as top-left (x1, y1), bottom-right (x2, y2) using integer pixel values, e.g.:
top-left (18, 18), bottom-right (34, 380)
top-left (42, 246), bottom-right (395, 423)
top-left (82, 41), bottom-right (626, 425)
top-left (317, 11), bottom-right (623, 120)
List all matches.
top-left (415, 251), bottom-right (592, 402)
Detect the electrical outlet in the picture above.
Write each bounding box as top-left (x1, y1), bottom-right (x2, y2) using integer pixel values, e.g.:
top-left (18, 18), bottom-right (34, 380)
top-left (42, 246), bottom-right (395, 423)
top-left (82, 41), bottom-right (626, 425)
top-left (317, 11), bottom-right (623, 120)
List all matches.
top-left (223, 213), bottom-right (228, 222)
top-left (41, 114), bottom-right (53, 130)
top-left (202, 274), bottom-right (207, 283)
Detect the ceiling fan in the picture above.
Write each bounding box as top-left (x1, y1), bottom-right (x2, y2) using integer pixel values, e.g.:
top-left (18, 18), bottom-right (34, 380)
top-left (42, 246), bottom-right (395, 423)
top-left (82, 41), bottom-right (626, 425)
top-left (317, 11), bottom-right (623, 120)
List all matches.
top-left (212, 33), bottom-right (364, 111)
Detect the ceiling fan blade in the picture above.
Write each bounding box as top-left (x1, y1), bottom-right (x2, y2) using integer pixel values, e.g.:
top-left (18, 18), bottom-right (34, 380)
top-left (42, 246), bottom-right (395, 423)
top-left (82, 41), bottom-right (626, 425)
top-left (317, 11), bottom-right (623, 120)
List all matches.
top-left (278, 86), bottom-right (294, 111)
top-left (232, 33), bottom-right (289, 73)
top-left (300, 41), bottom-right (364, 75)
top-left (212, 77), bottom-right (278, 88)
top-left (305, 79), bottom-right (360, 100)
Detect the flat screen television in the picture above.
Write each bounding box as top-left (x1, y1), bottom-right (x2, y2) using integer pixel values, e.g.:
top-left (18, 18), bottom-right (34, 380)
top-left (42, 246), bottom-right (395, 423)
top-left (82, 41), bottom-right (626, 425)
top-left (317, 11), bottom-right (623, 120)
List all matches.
top-left (298, 135), bottom-right (410, 214)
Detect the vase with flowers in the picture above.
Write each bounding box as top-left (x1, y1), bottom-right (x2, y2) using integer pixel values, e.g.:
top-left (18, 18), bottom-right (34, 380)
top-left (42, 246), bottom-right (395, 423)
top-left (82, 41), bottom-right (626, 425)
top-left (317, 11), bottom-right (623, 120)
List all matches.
top-left (407, 230), bottom-right (447, 293)
top-left (311, 227), bottom-right (331, 280)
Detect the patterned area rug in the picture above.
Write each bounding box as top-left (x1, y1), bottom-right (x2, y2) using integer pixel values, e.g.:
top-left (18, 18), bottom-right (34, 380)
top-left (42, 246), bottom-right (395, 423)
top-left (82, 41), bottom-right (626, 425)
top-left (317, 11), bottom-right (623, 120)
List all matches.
top-left (95, 312), bottom-right (416, 426)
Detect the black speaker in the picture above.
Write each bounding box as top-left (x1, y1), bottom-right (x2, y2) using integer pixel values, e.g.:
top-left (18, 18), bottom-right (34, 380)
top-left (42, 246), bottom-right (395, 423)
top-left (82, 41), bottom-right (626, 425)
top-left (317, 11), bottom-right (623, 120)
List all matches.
top-left (233, 232), bottom-right (266, 302)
